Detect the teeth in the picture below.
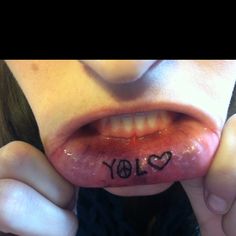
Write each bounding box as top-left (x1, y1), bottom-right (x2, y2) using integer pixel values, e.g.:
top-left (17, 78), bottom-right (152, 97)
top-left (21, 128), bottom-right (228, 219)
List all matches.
top-left (147, 111), bottom-right (157, 128)
top-left (100, 118), bottom-right (108, 129)
top-left (93, 110), bottom-right (176, 138)
top-left (160, 111), bottom-right (173, 128)
top-left (110, 117), bottom-right (120, 131)
top-left (133, 113), bottom-right (146, 136)
top-left (134, 113), bottom-right (146, 131)
top-left (122, 115), bottom-right (133, 133)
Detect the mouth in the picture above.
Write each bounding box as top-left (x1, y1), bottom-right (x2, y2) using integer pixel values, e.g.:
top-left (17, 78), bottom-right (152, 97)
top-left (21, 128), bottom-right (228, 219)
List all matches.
top-left (46, 103), bottom-right (220, 188)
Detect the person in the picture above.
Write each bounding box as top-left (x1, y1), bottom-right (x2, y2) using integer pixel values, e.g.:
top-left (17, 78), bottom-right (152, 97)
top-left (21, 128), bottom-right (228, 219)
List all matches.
top-left (0, 60), bottom-right (236, 236)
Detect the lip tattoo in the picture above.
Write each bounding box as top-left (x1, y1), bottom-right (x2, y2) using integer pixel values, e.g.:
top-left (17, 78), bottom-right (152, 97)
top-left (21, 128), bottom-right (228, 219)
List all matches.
top-left (102, 151), bottom-right (172, 179)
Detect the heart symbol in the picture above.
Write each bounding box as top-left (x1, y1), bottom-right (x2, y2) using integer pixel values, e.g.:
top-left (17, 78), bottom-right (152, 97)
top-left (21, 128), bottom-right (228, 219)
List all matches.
top-left (147, 151), bottom-right (172, 170)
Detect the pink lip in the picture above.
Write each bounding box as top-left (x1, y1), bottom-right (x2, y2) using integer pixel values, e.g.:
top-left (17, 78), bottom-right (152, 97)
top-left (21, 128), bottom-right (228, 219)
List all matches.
top-left (45, 103), bottom-right (220, 187)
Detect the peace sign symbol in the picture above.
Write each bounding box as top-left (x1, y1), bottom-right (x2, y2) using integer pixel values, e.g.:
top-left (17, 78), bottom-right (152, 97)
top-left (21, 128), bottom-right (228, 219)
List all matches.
top-left (117, 160), bottom-right (132, 178)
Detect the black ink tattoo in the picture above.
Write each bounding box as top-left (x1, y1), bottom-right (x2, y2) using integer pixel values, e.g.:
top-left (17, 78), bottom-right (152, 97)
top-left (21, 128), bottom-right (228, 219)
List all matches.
top-left (102, 151), bottom-right (172, 180)
top-left (102, 159), bottom-right (116, 179)
top-left (135, 159), bottom-right (148, 176)
top-left (117, 160), bottom-right (132, 179)
top-left (147, 151), bottom-right (172, 170)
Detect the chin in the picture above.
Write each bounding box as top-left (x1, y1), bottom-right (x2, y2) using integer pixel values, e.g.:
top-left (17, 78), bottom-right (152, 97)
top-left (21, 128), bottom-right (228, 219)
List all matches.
top-left (104, 182), bottom-right (174, 197)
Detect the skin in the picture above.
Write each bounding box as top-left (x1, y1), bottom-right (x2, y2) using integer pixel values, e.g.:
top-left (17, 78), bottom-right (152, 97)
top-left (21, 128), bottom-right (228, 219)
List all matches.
top-left (1, 60), bottom-right (236, 235)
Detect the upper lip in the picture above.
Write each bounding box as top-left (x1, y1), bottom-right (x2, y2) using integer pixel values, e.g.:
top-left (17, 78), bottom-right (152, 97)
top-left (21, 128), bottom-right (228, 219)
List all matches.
top-left (44, 101), bottom-right (221, 158)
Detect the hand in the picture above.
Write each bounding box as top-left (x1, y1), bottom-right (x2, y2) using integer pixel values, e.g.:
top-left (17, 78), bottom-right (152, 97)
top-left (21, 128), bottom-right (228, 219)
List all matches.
top-left (181, 114), bottom-right (236, 236)
top-left (0, 141), bottom-right (78, 236)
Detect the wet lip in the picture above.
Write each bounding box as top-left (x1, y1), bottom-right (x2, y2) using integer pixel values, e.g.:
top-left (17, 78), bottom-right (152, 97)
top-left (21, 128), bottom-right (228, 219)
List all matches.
top-left (46, 103), bottom-right (220, 188)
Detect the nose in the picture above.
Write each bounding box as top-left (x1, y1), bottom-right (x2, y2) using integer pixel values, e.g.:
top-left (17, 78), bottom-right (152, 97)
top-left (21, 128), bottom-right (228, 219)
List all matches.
top-left (81, 60), bottom-right (156, 84)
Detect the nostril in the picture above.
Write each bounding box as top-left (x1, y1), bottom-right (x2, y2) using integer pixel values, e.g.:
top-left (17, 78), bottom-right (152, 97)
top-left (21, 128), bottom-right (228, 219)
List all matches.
top-left (80, 60), bottom-right (157, 84)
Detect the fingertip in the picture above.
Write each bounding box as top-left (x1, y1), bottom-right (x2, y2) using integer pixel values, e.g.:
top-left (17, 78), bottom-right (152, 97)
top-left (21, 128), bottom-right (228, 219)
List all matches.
top-left (204, 176), bottom-right (234, 215)
top-left (203, 113), bottom-right (236, 215)
top-left (205, 192), bottom-right (229, 214)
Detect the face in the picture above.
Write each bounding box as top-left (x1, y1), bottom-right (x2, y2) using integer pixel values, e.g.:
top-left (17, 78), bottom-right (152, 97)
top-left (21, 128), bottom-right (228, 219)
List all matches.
top-left (5, 60), bottom-right (236, 196)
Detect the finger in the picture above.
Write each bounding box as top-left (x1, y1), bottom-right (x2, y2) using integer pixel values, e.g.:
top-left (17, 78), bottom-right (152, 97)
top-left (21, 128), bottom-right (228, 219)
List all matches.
top-left (222, 198), bottom-right (236, 236)
top-left (204, 114), bottom-right (236, 214)
top-left (0, 141), bottom-right (74, 208)
top-left (181, 178), bottom-right (225, 236)
top-left (0, 179), bottom-right (78, 236)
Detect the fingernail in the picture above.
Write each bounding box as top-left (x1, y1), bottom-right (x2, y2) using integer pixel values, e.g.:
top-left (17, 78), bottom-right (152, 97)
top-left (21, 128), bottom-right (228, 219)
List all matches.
top-left (207, 194), bottom-right (228, 213)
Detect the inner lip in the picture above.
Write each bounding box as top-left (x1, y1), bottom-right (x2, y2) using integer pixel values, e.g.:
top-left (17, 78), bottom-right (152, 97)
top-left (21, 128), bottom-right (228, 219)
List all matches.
top-left (46, 102), bottom-right (221, 188)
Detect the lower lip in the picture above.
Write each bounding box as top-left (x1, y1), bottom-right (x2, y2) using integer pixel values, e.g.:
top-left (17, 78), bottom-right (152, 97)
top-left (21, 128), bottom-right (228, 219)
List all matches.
top-left (48, 116), bottom-right (219, 187)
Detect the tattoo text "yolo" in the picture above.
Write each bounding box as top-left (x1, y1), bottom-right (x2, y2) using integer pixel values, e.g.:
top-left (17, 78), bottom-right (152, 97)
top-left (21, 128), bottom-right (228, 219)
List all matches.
top-left (102, 151), bottom-right (172, 179)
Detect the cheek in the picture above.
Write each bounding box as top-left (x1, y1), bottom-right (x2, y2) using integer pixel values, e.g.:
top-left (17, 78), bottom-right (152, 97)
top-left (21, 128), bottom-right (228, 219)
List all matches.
top-left (7, 61), bottom-right (92, 125)
top-left (150, 61), bottom-right (236, 122)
